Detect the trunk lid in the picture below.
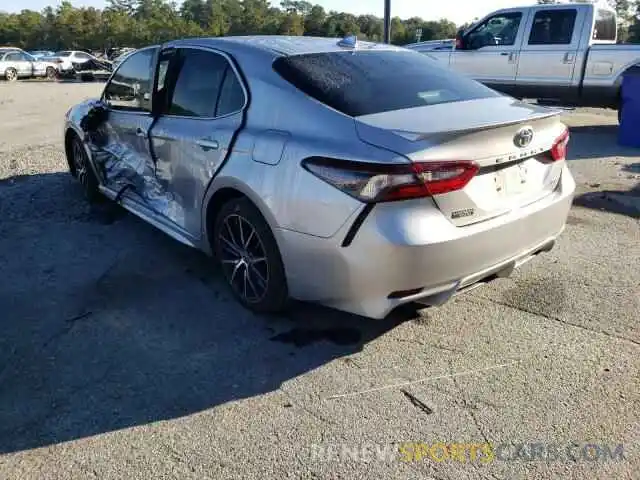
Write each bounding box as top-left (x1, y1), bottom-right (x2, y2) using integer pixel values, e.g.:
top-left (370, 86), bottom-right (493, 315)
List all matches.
top-left (355, 97), bottom-right (566, 226)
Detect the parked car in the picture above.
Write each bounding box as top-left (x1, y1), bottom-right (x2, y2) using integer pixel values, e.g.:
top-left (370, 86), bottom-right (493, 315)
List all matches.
top-left (111, 49), bottom-right (136, 70)
top-left (42, 50), bottom-right (99, 73)
top-left (0, 47), bottom-right (59, 81)
top-left (63, 36), bottom-right (575, 319)
top-left (28, 50), bottom-right (56, 59)
top-left (106, 47), bottom-right (135, 61)
top-left (411, 2), bottom-right (639, 121)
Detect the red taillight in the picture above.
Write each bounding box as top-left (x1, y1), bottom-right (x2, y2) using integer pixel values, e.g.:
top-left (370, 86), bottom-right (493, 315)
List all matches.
top-left (301, 157), bottom-right (478, 203)
top-left (550, 128), bottom-right (570, 161)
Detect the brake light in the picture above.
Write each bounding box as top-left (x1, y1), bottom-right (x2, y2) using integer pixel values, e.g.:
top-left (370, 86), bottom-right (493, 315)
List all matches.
top-left (550, 128), bottom-right (570, 161)
top-left (301, 157), bottom-right (478, 203)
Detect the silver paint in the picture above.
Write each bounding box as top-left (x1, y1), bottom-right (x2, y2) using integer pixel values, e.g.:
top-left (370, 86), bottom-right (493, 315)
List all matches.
top-left (65, 36), bottom-right (576, 319)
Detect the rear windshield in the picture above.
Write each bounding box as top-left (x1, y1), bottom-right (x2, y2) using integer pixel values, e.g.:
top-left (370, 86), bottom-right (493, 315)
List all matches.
top-left (273, 49), bottom-right (501, 117)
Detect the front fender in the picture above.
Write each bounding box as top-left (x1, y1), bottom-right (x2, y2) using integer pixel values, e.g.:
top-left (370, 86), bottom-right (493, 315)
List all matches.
top-left (63, 100), bottom-right (104, 180)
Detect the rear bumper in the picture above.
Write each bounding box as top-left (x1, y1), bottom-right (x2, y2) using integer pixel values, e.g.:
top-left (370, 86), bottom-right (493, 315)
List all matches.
top-left (277, 164), bottom-right (575, 319)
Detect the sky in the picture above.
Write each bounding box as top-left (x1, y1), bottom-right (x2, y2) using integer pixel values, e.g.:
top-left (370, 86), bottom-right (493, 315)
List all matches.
top-left (0, 0), bottom-right (534, 26)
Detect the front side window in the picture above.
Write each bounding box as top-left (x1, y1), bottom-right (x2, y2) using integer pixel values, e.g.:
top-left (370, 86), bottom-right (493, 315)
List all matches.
top-left (529, 9), bottom-right (577, 45)
top-left (466, 12), bottom-right (523, 49)
top-left (103, 48), bottom-right (156, 112)
top-left (5, 52), bottom-right (28, 61)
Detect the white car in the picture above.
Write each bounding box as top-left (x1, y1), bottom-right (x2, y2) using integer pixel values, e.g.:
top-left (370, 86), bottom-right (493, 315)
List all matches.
top-left (0, 48), bottom-right (59, 81)
top-left (43, 50), bottom-right (97, 73)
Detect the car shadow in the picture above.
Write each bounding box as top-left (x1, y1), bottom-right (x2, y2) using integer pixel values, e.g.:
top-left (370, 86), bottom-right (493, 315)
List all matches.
top-left (0, 172), bottom-right (417, 454)
top-left (573, 182), bottom-right (640, 219)
top-left (567, 124), bottom-right (640, 160)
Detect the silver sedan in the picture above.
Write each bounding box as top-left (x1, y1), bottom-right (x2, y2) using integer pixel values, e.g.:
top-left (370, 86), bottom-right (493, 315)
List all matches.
top-left (63, 36), bottom-right (575, 319)
top-left (0, 48), bottom-right (58, 81)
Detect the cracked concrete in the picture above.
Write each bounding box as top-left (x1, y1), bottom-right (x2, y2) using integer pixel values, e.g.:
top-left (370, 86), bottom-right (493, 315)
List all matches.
top-left (0, 82), bottom-right (638, 479)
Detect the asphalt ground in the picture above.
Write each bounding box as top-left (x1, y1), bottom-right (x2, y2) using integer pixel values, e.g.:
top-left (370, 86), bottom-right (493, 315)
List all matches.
top-left (0, 81), bottom-right (638, 479)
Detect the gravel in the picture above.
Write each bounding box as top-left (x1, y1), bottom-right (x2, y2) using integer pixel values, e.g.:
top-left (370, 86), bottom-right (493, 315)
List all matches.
top-left (0, 81), bottom-right (638, 480)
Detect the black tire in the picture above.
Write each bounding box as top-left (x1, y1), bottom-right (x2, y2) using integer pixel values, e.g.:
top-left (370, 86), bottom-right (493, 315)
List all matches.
top-left (213, 197), bottom-right (288, 314)
top-left (5, 68), bottom-right (17, 82)
top-left (70, 134), bottom-right (101, 203)
top-left (45, 66), bottom-right (57, 80)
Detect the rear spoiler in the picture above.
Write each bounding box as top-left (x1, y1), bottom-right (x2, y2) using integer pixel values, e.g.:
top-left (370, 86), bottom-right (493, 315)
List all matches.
top-left (385, 107), bottom-right (561, 141)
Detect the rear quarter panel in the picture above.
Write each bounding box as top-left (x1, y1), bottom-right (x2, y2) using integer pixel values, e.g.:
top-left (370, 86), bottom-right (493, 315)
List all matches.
top-left (584, 44), bottom-right (640, 92)
top-left (203, 45), bottom-right (407, 240)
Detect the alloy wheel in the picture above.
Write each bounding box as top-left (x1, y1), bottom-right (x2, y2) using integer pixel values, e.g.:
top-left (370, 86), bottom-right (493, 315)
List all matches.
top-left (218, 213), bottom-right (269, 304)
top-left (5, 69), bottom-right (17, 82)
top-left (72, 139), bottom-right (89, 190)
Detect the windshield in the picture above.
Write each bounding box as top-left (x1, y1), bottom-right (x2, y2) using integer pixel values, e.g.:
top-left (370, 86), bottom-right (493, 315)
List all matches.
top-left (273, 49), bottom-right (500, 117)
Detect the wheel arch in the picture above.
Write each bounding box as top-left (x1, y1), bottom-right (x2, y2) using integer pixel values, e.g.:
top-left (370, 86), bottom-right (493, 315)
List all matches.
top-left (64, 127), bottom-right (79, 176)
top-left (201, 178), bottom-right (281, 256)
top-left (613, 64), bottom-right (640, 108)
top-left (64, 125), bottom-right (99, 181)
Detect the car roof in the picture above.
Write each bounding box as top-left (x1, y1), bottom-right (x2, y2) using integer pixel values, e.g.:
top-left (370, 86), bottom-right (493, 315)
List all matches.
top-left (170, 35), bottom-right (402, 56)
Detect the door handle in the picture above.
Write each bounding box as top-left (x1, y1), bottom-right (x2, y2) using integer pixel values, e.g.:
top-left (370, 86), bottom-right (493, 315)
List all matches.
top-left (500, 52), bottom-right (510, 56)
top-left (135, 127), bottom-right (147, 138)
top-left (563, 52), bottom-right (575, 64)
top-left (197, 139), bottom-right (219, 151)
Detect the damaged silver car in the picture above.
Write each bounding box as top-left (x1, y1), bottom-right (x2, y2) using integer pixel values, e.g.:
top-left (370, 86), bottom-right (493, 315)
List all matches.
top-left (64, 37), bottom-right (574, 319)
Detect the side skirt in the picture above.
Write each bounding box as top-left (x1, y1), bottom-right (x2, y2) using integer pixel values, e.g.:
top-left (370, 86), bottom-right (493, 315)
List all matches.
top-left (99, 185), bottom-right (198, 249)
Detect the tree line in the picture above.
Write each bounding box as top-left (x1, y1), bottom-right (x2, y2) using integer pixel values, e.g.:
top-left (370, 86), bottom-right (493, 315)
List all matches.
top-left (0, 0), bottom-right (458, 51)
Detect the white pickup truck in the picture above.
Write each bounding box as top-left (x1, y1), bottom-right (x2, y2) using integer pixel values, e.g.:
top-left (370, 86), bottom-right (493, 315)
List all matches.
top-left (410, 2), bottom-right (640, 120)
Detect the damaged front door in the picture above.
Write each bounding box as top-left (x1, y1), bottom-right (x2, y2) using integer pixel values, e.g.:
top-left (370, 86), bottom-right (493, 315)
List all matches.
top-left (97, 46), bottom-right (159, 202)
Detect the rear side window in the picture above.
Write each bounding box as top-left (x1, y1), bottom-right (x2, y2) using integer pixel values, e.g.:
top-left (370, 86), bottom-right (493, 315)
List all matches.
top-left (217, 67), bottom-right (245, 116)
top-left (273, 50), bottom-right (501, 117)
top-left (528, 9), bottom-right (577, 45)
top-left (165, 48), bottom-right (227, 118)
top-left (593, 9), bottom-right (616, 41)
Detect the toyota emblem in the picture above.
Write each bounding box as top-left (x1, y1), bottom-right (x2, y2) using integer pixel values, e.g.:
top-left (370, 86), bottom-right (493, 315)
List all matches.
top-left (514, 127), bottom-right (534, 148)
